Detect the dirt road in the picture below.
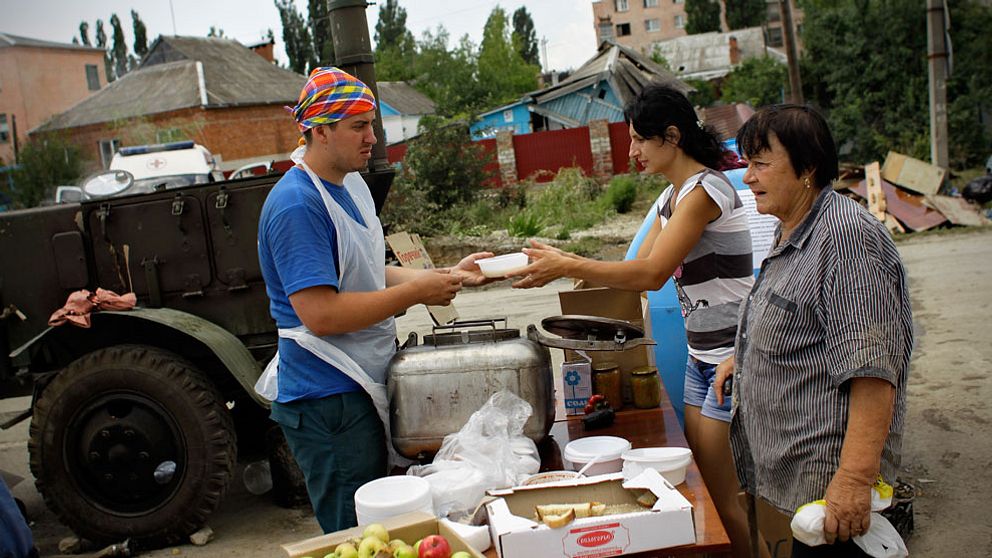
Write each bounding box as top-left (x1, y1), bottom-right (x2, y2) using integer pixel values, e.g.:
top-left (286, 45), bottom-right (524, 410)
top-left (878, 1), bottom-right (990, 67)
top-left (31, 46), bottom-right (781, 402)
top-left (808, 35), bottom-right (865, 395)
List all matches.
top-left (3, 228), bottom-right (990, 557)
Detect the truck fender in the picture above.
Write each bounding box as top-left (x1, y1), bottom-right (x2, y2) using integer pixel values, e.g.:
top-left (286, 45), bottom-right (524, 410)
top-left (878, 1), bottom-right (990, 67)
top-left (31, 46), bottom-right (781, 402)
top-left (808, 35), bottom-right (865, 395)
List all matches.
top-left (12, 307), bottom-right (267, 407)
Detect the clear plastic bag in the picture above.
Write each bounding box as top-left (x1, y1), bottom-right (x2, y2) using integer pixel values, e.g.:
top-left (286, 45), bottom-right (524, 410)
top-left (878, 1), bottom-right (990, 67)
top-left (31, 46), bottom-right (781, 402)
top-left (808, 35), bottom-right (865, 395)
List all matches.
top-left (407, 390), bottom-right (541, 518)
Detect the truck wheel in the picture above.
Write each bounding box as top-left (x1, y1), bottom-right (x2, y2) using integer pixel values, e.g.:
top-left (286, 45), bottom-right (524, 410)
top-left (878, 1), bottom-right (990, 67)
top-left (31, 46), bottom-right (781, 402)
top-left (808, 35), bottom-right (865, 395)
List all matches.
top-left (28, 345), bottom-right (236, 546)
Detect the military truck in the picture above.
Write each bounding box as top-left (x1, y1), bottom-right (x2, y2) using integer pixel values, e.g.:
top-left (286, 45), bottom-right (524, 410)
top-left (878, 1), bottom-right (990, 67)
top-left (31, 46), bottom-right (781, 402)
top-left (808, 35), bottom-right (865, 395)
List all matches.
top-left (0, 6), bottom-right (399, 547)
top-left (0, 151), bottom-right (395, 545)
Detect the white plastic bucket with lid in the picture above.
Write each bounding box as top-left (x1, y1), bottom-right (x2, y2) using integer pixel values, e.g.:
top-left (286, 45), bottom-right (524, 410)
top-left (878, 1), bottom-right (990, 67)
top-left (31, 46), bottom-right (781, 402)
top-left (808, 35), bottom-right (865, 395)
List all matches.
top-left (354, 475), bottom-right (434, 525)
top-left (621, 447), bottom-right (693, 485)
top-left (563, 436), bottom-right (631, 476)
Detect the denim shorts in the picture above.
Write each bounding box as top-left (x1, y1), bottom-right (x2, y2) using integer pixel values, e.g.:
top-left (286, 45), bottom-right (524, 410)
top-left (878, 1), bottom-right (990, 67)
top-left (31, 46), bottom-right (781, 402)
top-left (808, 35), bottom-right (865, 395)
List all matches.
top-left (683, 356), bottom-right (732, 423)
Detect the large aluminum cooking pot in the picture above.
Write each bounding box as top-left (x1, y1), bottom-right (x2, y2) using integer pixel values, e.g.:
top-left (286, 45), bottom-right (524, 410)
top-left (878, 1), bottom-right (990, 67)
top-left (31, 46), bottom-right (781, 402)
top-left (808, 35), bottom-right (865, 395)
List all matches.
top-left (387, 318), bottom-right (553, 460)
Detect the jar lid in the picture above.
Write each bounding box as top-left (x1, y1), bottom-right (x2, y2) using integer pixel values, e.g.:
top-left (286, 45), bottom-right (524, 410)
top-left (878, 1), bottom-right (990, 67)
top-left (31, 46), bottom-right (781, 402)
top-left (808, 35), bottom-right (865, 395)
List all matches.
top-left (591, 361), bottom-right (619, 372)
top-left (631, 366), bottom-right (658, 376)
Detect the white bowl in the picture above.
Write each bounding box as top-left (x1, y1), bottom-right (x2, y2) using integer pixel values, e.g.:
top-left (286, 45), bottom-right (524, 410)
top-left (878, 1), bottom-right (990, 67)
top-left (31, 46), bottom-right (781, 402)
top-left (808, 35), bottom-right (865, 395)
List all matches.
top-left (621, 447), bottom-right (693, 485)
top-left (476, 252), bottom-right (528, 278)
top-left (563, 436), bottom-right (631, 476)
top-left (354, 475), bottom-right (433, 525)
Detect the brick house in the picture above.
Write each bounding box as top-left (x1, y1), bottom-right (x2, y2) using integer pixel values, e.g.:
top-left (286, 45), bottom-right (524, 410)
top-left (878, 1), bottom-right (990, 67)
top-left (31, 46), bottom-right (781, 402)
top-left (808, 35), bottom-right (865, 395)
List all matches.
top-left (32, 36), bottom-right (306, 173)
top-left (0, 33), bottom-right (106, 165)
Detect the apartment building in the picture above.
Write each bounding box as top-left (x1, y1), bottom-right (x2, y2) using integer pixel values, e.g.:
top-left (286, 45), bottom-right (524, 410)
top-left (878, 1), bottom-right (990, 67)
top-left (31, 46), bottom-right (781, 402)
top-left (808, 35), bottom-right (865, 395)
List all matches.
top-left (593, 0), bottom-right (690, 54)
top-left (592, 0), bottom-right (802, 56)
top-left (0, 33), bottom-right (106, 165)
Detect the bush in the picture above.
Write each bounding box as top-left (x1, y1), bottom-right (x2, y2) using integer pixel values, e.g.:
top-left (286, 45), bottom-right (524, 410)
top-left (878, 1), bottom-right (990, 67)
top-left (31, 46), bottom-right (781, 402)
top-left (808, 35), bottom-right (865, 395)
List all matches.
top-left (399, 116), bottom-right (493, 207)
top-left (507, 209), bottom-right (544, 237)
top-left (5, 135), bottom-right (83, 208)
top-left (602, 174), bottom-right (638, 214)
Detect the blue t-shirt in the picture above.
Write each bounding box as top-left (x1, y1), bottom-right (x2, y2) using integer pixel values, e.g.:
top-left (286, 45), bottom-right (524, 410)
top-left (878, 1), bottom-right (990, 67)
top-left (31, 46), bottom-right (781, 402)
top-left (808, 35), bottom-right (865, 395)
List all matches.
top-left (258, 167), bottom-right (368, 401)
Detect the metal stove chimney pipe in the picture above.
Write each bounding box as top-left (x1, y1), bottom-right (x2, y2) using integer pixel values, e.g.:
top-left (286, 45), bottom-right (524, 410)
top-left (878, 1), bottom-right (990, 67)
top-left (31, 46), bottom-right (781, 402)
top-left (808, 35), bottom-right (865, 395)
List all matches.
top-left (327, 0), bottom-right (395, 214)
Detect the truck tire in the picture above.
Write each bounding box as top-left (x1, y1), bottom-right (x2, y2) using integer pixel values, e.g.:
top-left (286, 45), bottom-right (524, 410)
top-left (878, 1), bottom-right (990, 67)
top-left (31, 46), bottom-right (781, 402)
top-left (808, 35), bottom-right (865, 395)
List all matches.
top-left (28, 345), bottom-right (236, 546)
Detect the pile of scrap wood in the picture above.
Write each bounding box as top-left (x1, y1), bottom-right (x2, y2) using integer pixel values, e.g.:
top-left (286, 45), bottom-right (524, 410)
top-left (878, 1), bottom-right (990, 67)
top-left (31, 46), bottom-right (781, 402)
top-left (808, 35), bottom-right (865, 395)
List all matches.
top-left (834, 151), bottom-right (990, 234)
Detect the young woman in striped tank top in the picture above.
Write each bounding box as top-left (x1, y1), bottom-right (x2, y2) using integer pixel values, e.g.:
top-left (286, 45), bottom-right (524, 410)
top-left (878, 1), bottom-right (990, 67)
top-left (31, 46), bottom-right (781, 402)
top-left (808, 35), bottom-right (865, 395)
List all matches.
top-left (511, 83), bottom-right (763, 558)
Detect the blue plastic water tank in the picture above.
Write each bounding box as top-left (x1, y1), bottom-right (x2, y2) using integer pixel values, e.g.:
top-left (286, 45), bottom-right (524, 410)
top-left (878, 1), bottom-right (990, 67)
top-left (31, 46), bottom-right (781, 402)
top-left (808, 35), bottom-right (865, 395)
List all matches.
top-left (624, 160), bottom-right (776, 427)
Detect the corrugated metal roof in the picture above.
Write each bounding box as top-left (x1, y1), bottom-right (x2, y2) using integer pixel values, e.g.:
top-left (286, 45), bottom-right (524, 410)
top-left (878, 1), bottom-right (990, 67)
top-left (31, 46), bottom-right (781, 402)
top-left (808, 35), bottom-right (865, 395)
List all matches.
top-left (35, 35), bottom-right (305, 132)
top-left (377, 81), bottom-right (436, 115)
top-left (0, 32), bottom-right (105, 53)
top-left (699, 103), bottom-right (755, 140)
top-left (650, 27), bottom-right (767, 80)
top-left (528, 40), bottom-right (687, 126)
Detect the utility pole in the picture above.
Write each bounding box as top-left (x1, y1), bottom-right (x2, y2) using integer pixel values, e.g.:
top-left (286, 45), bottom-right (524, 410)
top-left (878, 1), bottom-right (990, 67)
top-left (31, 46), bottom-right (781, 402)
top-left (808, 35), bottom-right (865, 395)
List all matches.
top-left (926, 0), bottom-right (949, 169)
top-left (326, 0), bottom-right (395, 214)
top-left (779, 0), bottom-right (803, 104)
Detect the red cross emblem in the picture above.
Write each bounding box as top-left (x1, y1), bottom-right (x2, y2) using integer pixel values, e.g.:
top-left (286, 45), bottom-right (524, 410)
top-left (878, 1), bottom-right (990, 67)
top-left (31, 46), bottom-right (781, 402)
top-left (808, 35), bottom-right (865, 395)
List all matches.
top-left (147, 157), bottom-right (167, 170)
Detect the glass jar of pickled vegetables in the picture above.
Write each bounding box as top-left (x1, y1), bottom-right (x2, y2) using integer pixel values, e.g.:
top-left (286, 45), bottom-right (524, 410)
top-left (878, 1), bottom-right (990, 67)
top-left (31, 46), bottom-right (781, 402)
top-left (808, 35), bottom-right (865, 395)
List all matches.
top-left (630, 366), bottom-right (662, 409)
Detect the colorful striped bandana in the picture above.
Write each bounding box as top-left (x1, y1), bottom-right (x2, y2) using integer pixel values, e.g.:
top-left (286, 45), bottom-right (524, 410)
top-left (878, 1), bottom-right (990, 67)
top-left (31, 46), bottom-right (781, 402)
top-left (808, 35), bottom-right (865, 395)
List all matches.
top-left (288, 66), bottom-right (376, 133)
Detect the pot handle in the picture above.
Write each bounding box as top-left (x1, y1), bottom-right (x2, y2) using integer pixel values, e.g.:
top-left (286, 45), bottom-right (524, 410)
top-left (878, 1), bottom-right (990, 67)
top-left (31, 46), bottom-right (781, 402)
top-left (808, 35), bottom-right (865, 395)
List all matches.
top-left (527, 324), bottom-right (656, 351)
top-left (431, 317), bottom-right (507, 346)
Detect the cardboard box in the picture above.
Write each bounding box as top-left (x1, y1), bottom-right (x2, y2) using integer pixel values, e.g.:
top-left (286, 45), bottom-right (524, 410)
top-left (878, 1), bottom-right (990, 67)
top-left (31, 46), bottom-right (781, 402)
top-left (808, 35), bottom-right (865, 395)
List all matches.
top-left (486, 469), bottom-right (695, 558)
top-left (281, 511), bottom-right (484, 558)
top-left (881, 151), bottom-right (946, 196)
top-left (386, 231), bottom-right (459, 325)
top-left (562, 359), bottom-right (593, 416)
top-left (558, 285), bottom-right (654, 406)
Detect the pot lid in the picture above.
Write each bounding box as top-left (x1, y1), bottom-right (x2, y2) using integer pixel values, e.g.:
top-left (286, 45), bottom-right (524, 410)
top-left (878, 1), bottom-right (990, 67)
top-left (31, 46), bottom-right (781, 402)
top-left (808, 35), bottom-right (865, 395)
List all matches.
top-left (541, 315), bottom-right (645, 342)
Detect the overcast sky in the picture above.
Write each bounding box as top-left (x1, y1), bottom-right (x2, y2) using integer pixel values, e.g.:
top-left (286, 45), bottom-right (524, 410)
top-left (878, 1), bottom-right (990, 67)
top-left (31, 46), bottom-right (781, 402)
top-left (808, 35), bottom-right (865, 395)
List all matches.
top-left (2, 0), bottom-right (598, 72)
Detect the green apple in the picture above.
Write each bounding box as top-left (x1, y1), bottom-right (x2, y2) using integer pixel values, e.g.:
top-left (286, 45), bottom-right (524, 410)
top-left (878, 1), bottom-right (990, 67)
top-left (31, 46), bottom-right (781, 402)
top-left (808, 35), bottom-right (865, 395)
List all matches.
top-left (362, 523), bottom-right (390, 544)
top-left (413, 539), bottom-right (422, 554)
top-left (335, 541), bottom-right (359, 558)
top-left (450, 552), bottom-right (472, 558)
top-left (358, 536), bottom-right (388, 558)
top-left (387, 539), bottom-right (407, 552)
top-left (323, 553), bottom-right (339, 558)
top-left (393, 545), bottom-right (417, 558)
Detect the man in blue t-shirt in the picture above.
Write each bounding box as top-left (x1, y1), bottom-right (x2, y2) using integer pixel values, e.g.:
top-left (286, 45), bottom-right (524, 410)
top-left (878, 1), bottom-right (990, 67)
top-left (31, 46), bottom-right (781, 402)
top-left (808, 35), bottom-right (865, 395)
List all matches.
top-left (258, 67), bottom-right (492, 533)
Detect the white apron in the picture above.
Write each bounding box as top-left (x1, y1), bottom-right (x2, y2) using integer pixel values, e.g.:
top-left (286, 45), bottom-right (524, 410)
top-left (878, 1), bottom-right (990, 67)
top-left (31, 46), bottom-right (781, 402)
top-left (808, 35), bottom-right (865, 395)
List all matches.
top-left (255, 145), bottom-right (411, 467)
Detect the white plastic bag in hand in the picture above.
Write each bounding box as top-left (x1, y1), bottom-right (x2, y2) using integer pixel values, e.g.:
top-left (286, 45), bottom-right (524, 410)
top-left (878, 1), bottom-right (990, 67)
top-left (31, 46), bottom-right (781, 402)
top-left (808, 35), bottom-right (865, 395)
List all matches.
top-left (790, 477), bottom-right (907, 558)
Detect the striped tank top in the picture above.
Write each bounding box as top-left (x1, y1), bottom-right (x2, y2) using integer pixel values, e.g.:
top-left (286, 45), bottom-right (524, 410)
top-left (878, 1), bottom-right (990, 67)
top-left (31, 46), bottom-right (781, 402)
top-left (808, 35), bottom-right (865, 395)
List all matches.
top-left (656, 169), bottom-right (754, 364)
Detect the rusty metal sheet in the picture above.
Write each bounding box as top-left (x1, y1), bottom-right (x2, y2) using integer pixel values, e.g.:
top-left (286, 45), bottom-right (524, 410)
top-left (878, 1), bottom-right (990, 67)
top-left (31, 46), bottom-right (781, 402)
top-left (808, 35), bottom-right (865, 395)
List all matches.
top-left (849, 179), bottom-right (947, 231)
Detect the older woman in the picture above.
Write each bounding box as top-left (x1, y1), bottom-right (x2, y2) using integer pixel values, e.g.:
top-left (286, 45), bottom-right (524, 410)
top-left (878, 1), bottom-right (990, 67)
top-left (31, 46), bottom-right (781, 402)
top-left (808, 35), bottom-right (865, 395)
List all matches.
top-left (714, 105), bottom-right (912, 557)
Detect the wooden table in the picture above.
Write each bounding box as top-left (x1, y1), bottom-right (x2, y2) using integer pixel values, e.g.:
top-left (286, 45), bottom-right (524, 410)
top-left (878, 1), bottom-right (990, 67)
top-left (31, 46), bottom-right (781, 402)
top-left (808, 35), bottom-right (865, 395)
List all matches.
top-left (484, 403), bottom-right (732, 557)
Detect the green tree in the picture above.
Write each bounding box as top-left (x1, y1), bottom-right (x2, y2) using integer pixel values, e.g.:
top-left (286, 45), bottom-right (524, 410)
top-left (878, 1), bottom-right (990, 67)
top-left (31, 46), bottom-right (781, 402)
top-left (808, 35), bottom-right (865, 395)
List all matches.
top-left (943, 0), bottom-right (992, 166)
top-left (131, 10), bottom-right (148, 61)
top-left (275, 0), bottom-right (316, 74)
top-left (95, 19), bottom-right (113, 83)
top-left (78, 22), bottom-right (91, 46)
top-left (686, 78), bottom-right (719, 107)
top-left (477, 6), bottom-right (539, 108)
top-left (511, 7), bottom-right (540, 67)
top-left (801, 0), bottom-right (990, 167)
top-left (374, 0), bottom-right (416, 81)
top-left (308, 0), bottom-right (335, 65)
top-left (725, 0), bottom-right (766, 29)
top-left (393, 116), bottom-right (492, 208)
top-left (721, 56), bottom-right (786, 107)
top-left (685, 0), bottom-right (722, 34)
top-left (410, 27), bottom-right (485, 116)
top-left (7, 136), bottom-right (83, 208)
top-left (109, 14), bottom-right (128, 78)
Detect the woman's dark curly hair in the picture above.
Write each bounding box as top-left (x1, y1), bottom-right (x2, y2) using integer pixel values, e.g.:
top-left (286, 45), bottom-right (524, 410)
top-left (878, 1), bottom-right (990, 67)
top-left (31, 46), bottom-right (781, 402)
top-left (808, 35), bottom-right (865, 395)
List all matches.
top-left (624, 82), bottom-right (728, 170)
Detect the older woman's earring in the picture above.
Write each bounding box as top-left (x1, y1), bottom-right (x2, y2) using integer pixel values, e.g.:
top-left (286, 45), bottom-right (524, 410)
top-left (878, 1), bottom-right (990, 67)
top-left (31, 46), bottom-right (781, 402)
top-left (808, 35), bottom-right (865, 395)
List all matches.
top-left (804, 177), bottom-right (812, 189)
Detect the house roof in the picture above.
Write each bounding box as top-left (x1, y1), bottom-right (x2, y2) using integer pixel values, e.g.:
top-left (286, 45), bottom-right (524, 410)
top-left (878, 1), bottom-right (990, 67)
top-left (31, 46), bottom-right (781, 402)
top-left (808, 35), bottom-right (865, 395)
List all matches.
top-left (377, 81), bottom-right (436, 116)
top-left (651, 27), bottom-right (767, 81)
top-left (34, 35), bottom-right (305, 132)
top-left (525, 40), bottom-right (687, 126)
top-left (699, 103), bottom-right (755, 141)
top-left (0, 32), bottom-right (105, 53)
